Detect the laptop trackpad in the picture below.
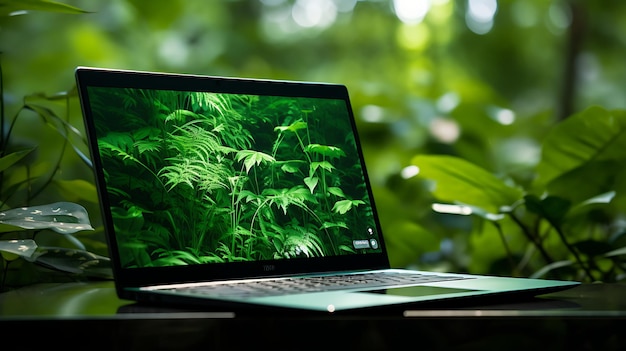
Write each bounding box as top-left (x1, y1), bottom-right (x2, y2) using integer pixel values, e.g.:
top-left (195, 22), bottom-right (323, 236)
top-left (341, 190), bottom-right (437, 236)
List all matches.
top-left (361, 286), bottom-right (477, 297)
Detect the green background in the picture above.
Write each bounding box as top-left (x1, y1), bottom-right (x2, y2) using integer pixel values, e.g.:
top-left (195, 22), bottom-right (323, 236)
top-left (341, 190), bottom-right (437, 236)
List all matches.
top-left (1, 0), bottom-right (625, 286)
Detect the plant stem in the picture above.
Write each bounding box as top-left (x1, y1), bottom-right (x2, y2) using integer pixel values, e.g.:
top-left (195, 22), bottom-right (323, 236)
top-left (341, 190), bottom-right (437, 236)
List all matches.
top-left (492, 220), bottom-right (520, 276)
top-left (0, 58), bottom-right (4, 153)
top-left (553, 224), bottom-right (596, 282)
top-left (508, 211), bottom-right (555, 265)
top-left (0, 58), bottom-right (4, 195)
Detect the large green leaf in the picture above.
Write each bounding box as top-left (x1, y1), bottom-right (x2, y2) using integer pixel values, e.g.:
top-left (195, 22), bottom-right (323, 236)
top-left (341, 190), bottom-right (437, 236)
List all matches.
top-left (0, 202), bottom-right (94, 234)
top-left (0, 239), bottom-right (37, 260)
top-left (534, 106), bottom-right (626, 188)
top-left (411, 154), bottom-right (524, 214)
top-left (53, 179), bottom-right (99, 203)
top-left (544, 159), bottom-right (623, 205)
top-left (0, 0), bottom-right (89, 16)
top-left (524, 194), bottom-right (572, 227)
top-left (24, 95), bottom-right (92, 167)
top-left (0, 149), bottom-right (35, 173)
top-left (28, 246), bottom-right (112, 278)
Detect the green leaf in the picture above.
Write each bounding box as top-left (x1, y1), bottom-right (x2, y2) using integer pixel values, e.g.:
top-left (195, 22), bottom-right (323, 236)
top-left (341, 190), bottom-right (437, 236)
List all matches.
top-left (332, 199), bottom-right (364, 215)
top-left (0, 239), bottom-right (37, 260)
top-left (320, 221), bottom-right (348, 230)
top-left (524, 194), bottom-right (571, 227)
top-left (605, 246), bottom-right (626, 258)
top-left (332, 200), bottom-right (354, 215)
top-left (310, 161), bottom-right (335, 173)
top-left (544, 160), bottom-right (622, 205)
top-left (0, 202), bottom-right (94, 234)
top-left (280, 163), bottom-right (299, 173)
top-left (304, 176), bottom-right (318, 194)
top-left (0, 0), bottom-right (90, 16)
top-left (236, 149), bottom-right (275, 173)
top-left (327, 186), bottom-right (346, 198)
top-left (274, 120), bottom-right (307, 133)
top-left (0, 149), bottom-right (36, 173)
top-left (28, 246), bottom-right (111, 278)
top-left (535, 106), bottom-right (626, 187)
top-left (24, 99), bottom-right (92, 167)
top-left (53, 179), bottom-right (99, 203)
top-left (111, 206), bottom-right (145, 233)
top-left (530, 260), bottom-right (574, 279)
top-left (411, 154), bottom-right (524, 214)
top-left (263, 186), bottom-right (316, 215)
top-left (567, 191), bottom-right (616, 218)
top-left (305, 144), bottom-right (346, 159)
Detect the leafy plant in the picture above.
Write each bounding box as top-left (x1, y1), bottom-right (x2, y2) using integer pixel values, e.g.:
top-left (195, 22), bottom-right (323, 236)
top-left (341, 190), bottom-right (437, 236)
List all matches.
top-left (0, 0), bottom-right (107, 291)
top-left (88, 86), bottom-right (378, 268)
top-left (412, 106), bottom-right (626, 283)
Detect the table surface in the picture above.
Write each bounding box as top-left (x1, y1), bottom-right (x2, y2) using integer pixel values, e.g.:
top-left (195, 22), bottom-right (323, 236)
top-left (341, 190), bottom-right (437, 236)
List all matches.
top-left (1, 281), bottom-right (625, 349)
top-left (0, 281), bottom-right (626, 320)
top-left (1, 280), bottom-right (625, 318)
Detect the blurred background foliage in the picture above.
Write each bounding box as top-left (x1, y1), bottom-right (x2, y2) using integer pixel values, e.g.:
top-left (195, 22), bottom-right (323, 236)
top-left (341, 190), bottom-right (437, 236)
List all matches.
top-left (1, 0), bottom-right (626, 286)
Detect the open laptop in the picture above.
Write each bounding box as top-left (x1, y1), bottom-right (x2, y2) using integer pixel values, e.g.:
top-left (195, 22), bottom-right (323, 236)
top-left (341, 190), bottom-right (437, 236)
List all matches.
top-left (75, 66), bottom-right (579, 314)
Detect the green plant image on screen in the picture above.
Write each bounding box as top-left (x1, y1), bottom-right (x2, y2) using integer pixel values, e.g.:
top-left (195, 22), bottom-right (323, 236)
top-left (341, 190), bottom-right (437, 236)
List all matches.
top-left (86, 87), bottom-right (381, 268)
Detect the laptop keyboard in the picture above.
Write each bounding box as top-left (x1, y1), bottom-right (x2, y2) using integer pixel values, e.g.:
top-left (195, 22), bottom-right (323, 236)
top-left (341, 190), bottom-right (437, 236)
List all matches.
top-left (168, 272), bottom-right (474, 298)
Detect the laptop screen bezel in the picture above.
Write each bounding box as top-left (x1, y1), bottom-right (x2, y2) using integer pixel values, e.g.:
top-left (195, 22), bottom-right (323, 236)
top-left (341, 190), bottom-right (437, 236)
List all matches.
top-left (76, 66), bottom-right (391, 287)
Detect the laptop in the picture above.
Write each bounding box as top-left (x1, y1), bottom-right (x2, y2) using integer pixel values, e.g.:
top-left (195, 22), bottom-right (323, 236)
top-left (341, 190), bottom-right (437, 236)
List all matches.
top-left (75, 66), bottom-right (579, 314)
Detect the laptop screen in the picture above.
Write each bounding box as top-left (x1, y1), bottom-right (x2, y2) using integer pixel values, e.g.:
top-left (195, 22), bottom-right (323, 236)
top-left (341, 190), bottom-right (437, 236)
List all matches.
top-left (79, 70), bottom-right (386, 276)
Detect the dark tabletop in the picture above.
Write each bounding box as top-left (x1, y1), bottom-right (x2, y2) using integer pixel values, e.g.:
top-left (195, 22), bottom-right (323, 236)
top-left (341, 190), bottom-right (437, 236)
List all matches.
top-left (1, 281), bottom-right (625, 350)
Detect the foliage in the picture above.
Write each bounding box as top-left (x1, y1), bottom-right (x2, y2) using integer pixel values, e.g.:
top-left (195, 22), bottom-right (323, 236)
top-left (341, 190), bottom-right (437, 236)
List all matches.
top-left (0, 0), bottom-right (105, 291)
top-left (89, 87), bottom-right (377, 267)
top-left (412, 106), bottom-right (626, 282)
top-left (0, 0), bottom-right (625, 286)
top-left (0, 0), bottom-right (88, 16)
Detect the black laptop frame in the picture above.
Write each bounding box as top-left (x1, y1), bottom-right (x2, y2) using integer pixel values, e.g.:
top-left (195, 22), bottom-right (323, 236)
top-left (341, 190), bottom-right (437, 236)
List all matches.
top-left (76, 67), bottom-right (391, 294)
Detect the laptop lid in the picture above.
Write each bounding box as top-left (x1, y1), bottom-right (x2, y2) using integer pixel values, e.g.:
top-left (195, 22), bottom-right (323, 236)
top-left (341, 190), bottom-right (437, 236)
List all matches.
top-left (76, 67), bottom-right (390, 290)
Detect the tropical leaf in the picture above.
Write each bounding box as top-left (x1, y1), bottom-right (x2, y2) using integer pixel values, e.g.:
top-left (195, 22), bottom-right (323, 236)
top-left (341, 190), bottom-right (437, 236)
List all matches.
top-left (0, 239), bottom-right (37, 260)
top-left (0, 149), bottom-right (35, 172)
top-left (332, 199), bottom-right (365, 215)
top-left (0, 202), bottom-right (94, 234)
top-left (236, 149), bottom-right (275, 174)
top-left (310, 161), bottom-right (334, 174)
top-left (111, 206), bottom-right (145, 233)
top-left (411, 154), bottom-right (524, 214)
top-left (530, 260), bottom-right (574, 279)
top-left (27, 246), bottom-right (111, 278)
top-left (305, 144), bottom-right (346, 159)
top-left (190, 92), bottom-right (230, 116)
top-left (0, 0), bottom-right (90, 16)
top-left (275, 120), bottom-right (307, 133)
top-left (566, 191), bottom-right (615, 219)
top-left (281, 227), bottom-right (325, 258)
top-left (23, 96), bottom-right (92, 167)
top-left (169, 122), bottom-right (222, 160)
top-left (304, 176), bottom-right (318, 194)
top-left (327, 186), bottom-right (346, 198)
top-left (524, 195), bottom-right (572, 227)
top-left (159, 158), bottom-right (202, 189)
top-left (543, 159), bottom-right (623, 205)
top-left (164, 109), bottom-right (201, 124)
top-left (98, 136), bottom-right (138, 162)
top-left (605, 246), bottom-right (626, 258)
top-left (53, 179), bottom-right (98, 203)
top-left (534, 106), bottom-right (626, 187)
top-left (263, 186), bottom-right (316, 215)
top-left (320, 221), bottom-right (348, 230)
